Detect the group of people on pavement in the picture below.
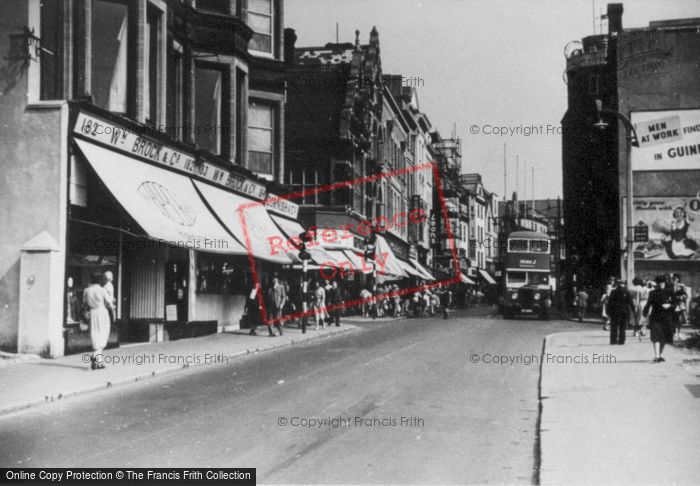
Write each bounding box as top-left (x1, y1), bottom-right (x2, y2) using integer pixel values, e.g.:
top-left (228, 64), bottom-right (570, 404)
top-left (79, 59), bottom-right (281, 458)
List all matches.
top-left (245, 275), bottom-right (343, 337)
top-left (359, 286), bottom-right (453, 320)
top-left (574, 273), bottom-right (691, 362)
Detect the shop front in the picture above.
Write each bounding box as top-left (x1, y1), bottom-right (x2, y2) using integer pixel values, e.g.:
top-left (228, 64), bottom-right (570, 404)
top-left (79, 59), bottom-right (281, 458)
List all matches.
top-left (64, 106), bottom-right (294, 353)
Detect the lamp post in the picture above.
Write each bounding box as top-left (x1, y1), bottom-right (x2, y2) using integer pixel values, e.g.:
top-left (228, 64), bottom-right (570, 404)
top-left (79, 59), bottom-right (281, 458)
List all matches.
top-left (593, 99), bottom-right (640, 285)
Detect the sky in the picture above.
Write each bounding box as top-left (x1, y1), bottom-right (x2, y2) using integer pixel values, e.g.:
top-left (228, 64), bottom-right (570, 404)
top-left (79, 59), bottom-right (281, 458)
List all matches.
top-left (285, 0), bottom-right (700, 200)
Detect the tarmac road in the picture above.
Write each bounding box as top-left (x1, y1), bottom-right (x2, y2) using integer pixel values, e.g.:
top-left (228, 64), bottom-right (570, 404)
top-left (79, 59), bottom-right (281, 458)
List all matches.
top-left (0, 309), bottom-right (586, 484)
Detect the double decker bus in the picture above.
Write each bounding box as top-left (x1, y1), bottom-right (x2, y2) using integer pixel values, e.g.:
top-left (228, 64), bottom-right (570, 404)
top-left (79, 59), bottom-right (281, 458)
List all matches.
top-left (502, 231), bottom-right (552, 319)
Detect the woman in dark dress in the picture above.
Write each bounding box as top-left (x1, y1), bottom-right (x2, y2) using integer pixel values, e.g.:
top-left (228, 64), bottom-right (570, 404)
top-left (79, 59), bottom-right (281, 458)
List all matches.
top-left (642, 275), bottom-right (675, 362)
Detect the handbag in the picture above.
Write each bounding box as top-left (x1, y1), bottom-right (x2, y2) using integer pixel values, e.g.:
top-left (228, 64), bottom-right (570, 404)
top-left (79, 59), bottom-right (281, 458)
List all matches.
top-left (79, 304), bottom-right (91, 332)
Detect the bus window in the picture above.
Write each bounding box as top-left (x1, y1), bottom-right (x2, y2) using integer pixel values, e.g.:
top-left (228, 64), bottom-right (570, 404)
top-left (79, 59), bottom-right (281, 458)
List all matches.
top-left (508, 239), bottom-right (529, 252)
top-left (507, 271), bottom-right (527, 285)
top-left (530, 240), bottom-right (549, 253)
top-left (527, 273), bottom-right (549, 285)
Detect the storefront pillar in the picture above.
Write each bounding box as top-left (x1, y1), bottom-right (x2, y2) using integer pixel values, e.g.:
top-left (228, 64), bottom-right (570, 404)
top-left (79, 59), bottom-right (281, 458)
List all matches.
top-left (17, 231), bottom-right (65, 358)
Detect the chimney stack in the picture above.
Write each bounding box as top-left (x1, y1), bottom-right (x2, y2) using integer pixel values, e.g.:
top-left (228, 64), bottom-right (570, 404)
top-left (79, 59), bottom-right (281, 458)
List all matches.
top-left (284, 28), bottom-right (297, 65)
top-left (607, 3), bottom-right (623, 36)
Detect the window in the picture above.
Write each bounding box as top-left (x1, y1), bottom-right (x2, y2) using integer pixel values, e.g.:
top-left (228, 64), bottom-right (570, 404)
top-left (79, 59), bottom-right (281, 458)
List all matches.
top-left (40, 0), bottom-right (64, 100)
top-left (508, 271), bottom-right (527, 285)
top-left (90, 0), bottom-right (129, 113)
top-left (195, 0), bottom-right (231, 15)
top-left (248, 0), bottom-right (273, 55)
top-left (508, 239), bottom-right (529, 252)
top-left (144, 7), bottom-right (161, 124)
top-left (166, 39), bottom-right (184, 141)
top-left (248, 100), bottom-right (274, 175)
top-left (194, 64), bottom-right (227, 155)
top-left (530, 240), bottom-right (550, 253)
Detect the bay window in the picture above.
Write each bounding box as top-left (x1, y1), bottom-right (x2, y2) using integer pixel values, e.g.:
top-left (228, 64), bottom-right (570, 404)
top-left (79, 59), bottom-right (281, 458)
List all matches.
top-left (194, 63), bottom-right (228, 156)
top-left (248, 100), bottom-right (274, 175)
top-left (248, 0), bottom-right (273, 55)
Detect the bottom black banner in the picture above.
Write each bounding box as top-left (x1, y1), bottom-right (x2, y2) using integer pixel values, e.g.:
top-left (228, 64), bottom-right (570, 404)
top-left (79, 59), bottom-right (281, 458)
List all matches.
top-left (0, 469), bottom-right (255, 485)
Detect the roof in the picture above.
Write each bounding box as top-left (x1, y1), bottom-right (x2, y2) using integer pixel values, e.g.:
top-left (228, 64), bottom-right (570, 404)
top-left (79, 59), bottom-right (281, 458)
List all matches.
top-left (508, 231), bottom-right (550, 240)
top-left (296, 43), bottom-right (356, 66)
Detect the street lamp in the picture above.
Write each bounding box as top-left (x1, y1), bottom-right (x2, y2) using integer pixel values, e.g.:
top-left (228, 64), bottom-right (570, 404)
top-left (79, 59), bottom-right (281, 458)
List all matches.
top-left (594, 99), bottom-right (640, 285)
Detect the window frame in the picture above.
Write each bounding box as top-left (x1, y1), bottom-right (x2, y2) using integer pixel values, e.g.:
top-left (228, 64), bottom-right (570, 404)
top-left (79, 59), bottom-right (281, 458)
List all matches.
top-left (247, 0), bottom-right (274, 58)
top-left (247, 98), bottom-right (275, 177)
top-left (193, 60), bottom-right (230, 157)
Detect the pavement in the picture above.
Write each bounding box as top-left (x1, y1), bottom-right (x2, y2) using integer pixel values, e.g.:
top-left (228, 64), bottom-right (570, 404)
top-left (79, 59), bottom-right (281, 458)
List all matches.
top-left (539, 328), bottom-right (700, 485)
top-left (0, 323), bottom-right (357, 417)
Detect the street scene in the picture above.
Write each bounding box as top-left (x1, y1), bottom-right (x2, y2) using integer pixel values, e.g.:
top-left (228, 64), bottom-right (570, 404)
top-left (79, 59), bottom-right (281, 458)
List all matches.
top-left (1, 0), bottom-right (700, 484)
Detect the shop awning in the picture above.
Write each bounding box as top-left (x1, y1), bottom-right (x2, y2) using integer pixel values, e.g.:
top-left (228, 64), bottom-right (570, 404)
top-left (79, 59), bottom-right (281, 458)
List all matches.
top-left (461, 273), bottom-right (476, 285)
top-left (75, 139), bottom-right (244, 254)
top-left (342, 249), bottom-right (373, 274)
top-left (397, 258), bottom-right (424, 279)
top-left (409, 258), bottom-right (435, 281)
top-left (479, 269), bottom-right (497, 284)
top-left (270, 215), bottom-right (343, 266)
top-left (193, 180), bottom-right (292, 264)
top-left (375, 235), bottom-right (407, 280)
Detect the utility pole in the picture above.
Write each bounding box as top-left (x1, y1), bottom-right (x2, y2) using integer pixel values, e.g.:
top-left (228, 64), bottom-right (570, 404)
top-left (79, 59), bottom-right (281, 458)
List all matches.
top-left (503, 143), bottom-right (507, 202)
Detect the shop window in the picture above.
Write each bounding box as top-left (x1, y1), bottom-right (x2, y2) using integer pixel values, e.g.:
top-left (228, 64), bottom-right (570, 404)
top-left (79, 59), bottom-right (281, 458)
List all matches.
top-left (90, 0), bottom-right (129, 113)
top-left (144, 6), bottom-right (162, 125)
top-left (248, 0), bottom-right (273, 55)
top-left (40, 0), bottom-right (64, 100)
top-left (194, 63), bottom-right (227, 155)
top-left (195, 0), bottom-right (231, 15)
top-left (248, 100), bottom-right (274, 175)
top-left (197, 254), bottom-right (251, 295)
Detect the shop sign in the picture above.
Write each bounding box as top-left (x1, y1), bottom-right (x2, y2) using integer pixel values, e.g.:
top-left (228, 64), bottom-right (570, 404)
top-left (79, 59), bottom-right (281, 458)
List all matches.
top-left (631, 109), bottom-right (700, 171)
top-left (265, 194), bottom-right (299, 219)
top-left (74, 112), bottom-right (266, 200)
top-left (409, 245), bottom-right (418, 261)
top-left (627, 196), bottom-right (700, 260)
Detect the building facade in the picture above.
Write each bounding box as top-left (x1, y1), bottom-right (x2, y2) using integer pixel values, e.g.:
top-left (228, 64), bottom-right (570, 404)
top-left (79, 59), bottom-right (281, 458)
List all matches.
top-left (563, 3), bottom-right (700, 295)
top-left (0, 0), bottom-right (292, 356)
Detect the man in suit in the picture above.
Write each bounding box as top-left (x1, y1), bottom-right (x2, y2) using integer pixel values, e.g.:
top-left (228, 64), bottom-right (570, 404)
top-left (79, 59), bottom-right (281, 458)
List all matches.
top-left (606, 279), bottom-right (635, 345)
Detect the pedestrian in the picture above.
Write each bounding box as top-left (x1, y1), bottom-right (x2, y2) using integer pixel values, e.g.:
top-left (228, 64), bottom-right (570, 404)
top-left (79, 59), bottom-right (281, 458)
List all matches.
top-left (629, 277), bottom-right (646, 338)
top-left (246, 282), bottom-right (262, 335)
top-left (266, 276), bottom-right (286, 337)
top-left (299, 277), bottom-right (312, 334)
top-left (671, 273), bottom-right (687, 338)
top-left (606, 279), bottom-right (636, 345)
top-left (643, 275), bottom-right (676, 362)
top-left (393, 285), bottom-right (402, 317)
top-left (576, 287), bottom-right (589, 323)
top-left (328, 280), bottom-right (342, 327)
top-left (431, 291), bottom-right (440, 317)
top-left (102, 271), bottom-right (116, 324)
top-left (601, 276), bottom-right (615, 330)
top-left (313, 280), bottom-right (328, 330)
top-left (360, 287), bottom-right (372, 317)
top-left (440, 288), bottom-right (451, 319)
top-left (83, 272), bottom-right (114, 370)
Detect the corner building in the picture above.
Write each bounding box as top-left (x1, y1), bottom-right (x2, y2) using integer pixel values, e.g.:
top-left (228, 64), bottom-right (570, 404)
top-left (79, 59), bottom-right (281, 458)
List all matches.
top-left (0, 0), bottom-right (294, 357)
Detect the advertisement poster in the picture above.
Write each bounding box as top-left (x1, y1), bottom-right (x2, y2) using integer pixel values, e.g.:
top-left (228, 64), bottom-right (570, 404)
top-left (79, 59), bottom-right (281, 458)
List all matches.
top-left (630, 196), bottom-right (700, 260)
top-left (631, 109), bottom-right (700, 171)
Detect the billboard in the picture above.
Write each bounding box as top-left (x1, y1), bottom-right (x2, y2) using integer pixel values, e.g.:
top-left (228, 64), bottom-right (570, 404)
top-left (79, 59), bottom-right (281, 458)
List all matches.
top-left (630, 196), bottom-right (700, 261)
top-left (631, 109), bottom-right (700, 171)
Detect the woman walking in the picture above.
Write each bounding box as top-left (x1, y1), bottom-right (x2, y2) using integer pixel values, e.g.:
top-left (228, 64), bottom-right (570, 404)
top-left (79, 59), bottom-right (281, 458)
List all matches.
top-left (313, 280), bottom-right (328, 330)
top-left (643, 275), bottom-right (675, 363)
top-left (83, 272), bottom-right (114, 370)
